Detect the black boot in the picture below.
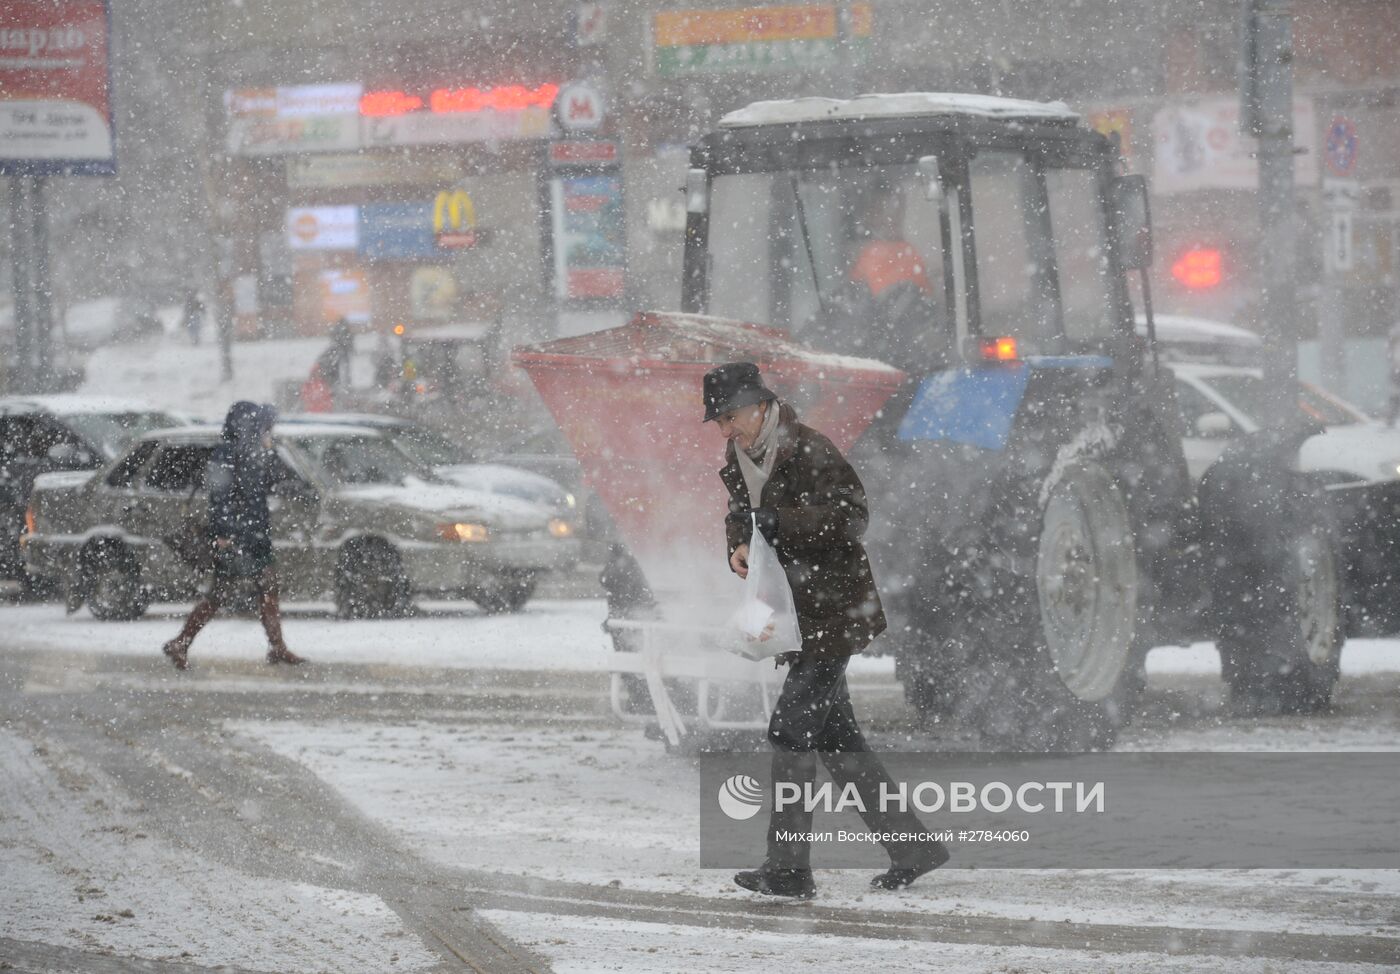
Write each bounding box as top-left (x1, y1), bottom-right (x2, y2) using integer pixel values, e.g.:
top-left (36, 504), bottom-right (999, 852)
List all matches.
top-left (734, 866), bottom-right (815, 900)
top-left (870, 842), bottom-right (949, 891)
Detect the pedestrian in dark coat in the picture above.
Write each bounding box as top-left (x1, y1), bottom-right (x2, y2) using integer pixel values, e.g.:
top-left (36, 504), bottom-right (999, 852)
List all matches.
top-left (707, 362), bottom-right (946, 899)
top-left (161, 401), bottom-right (306, 670)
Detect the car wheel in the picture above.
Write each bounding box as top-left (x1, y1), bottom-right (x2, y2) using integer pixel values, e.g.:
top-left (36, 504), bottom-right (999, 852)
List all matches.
top-left (83, 541), bottom-right (149, 621)
top-left (335, 540), bottom-right (412, 619)
top-left (472, 571), bottom-right (538, 614)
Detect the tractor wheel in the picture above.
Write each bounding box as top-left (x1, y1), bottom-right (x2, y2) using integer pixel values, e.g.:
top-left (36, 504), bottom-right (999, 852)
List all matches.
top-left (83, 541), bottom-right (149, 621)
top-left (1217, 515), bottom-right (1343, 715)
top-left (335, 540), bottom-right (412, 619)
top-left (944, 448), bottom-right (1144, 751)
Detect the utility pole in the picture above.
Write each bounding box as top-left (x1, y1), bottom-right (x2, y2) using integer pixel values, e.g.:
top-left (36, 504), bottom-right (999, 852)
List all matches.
top-left (1240, 0), bottom-right (1299, 427)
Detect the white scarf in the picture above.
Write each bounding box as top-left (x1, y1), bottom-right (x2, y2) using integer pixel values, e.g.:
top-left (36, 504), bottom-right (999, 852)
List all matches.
top-left (734, 400), bottom-right (782, 508)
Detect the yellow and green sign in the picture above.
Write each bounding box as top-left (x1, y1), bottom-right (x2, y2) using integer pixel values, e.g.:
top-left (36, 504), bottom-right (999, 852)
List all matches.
top-left (653, 3), bottom-right (871, 77)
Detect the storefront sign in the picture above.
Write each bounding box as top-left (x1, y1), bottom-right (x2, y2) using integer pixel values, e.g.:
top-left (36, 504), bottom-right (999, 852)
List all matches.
top-left (551, 174), bottom-right (626, 301)
top-left (410, 266), bottom-right (459, 319)
top-left (286, 205), bottom-right (359, 250)
top-left (432, 189), bottom-right (479, 249)
top-left (0, 0), bottom-right (115, 174)
top-left (576, 2), bottom-right (608, 45)
top-left (286, 153), bottom-right (463, 189)
top-left (556, 81), bottom-right (606, 132)
top-left (359, 201), bottom-right (442, 261)
top-left (549, 140), bottom-right (620, 166)
top-left (226, 83), bottom-right (362, 155)
top-left (318, 268), bottom-right (371, 324)
top-left (363, 106), bottom-right (553, 147)
top-left (1152, 96), bottom-right (1317, 195)
top-left (1087, 108), bottom-right (1132, 162)
top-left (652, 3), bottom-right (871, 77)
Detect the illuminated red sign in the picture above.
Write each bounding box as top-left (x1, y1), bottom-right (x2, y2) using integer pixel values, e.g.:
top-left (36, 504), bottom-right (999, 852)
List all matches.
top-left (1171, 248), bottom-right (1223, 290)
top-left (360, 83), bottom-right (560, 117)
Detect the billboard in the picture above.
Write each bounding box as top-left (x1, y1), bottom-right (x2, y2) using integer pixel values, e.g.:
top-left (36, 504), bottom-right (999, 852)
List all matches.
top-left (551, 173), bottom-right (626, 300)
top-left (286, 206), bottom-right (359, 250)
top-left (652, 3), bottom-right (871, 77)
top-left (1153, 96), bottom-right (1318, 195)
top-left (0, 0), bottom-right (115, 174)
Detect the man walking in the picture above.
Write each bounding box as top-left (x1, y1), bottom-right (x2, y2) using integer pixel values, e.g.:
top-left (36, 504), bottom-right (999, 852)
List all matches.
top-left (705, 362), bottom-right (947, 899)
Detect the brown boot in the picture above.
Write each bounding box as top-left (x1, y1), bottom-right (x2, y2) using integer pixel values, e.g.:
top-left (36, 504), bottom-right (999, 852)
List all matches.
top-left (162, 639), bottom-right (190, 671)
top-left (259, 579), bottom-right (306, 666)
top-left (163, 597), bottom-right (218, 670)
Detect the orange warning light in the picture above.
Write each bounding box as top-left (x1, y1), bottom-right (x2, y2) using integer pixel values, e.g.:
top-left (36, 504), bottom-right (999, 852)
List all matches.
top-left (1171, 248), bottom-right (1223, 289)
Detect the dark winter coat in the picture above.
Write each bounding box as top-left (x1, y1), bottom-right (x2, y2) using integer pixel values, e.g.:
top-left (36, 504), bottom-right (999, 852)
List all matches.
top-left (208, 403), bottom-right (284, 577)
top-left (721, 402), bottom-right (886, 658)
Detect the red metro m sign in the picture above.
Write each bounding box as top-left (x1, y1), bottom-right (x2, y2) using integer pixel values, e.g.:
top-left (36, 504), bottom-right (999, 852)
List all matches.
top-left (556, 81), bottom-right (606, 133)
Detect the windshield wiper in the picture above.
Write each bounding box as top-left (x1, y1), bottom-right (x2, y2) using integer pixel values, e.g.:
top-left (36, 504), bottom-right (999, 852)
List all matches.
top-left (789, 174), bottom-right (832, 321)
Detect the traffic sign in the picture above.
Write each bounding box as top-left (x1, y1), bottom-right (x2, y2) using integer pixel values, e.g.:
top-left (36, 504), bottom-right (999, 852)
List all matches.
top-left (1325, 116), bottom-right (1359, 177)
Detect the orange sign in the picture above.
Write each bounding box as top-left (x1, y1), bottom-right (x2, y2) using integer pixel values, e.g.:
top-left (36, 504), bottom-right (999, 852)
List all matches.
top-left (654, 2), bottom-right (871, 46)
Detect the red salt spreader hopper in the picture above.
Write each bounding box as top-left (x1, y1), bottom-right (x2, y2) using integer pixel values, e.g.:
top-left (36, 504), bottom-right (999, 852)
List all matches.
top-left (513, 312), bottom-right (903, 745)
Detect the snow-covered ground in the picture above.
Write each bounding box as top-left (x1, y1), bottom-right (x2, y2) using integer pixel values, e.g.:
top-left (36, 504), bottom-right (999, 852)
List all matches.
top-left (5, 596), bottom-right (1400, 972)
top-left (78, 333), bottom-right (327, 421)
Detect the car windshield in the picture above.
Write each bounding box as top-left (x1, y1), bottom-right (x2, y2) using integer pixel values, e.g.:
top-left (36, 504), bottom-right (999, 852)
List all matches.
top-left (63, 411), bottom-right (181, 458)
top-left (292, 435), bottom-right (434, 486)
top-left (1201, 373), bottom-right (1364, 427)
top-left (387, 427), bottom-right (470, 467)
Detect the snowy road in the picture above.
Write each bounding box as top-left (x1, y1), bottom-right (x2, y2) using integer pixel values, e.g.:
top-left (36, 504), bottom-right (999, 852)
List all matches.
top-left (4, 599), bottom-right (1400, 972)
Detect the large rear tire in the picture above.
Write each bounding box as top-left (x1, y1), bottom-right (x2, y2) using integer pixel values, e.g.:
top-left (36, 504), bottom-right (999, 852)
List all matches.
top-left (903, 442), bottom-right (1145, 751)
top-left (1217, 516), bottom-right (1343, 714)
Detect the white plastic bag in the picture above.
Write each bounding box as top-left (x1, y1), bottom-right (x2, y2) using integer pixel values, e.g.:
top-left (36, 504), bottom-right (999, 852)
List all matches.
top-left (726, 514), bottom-right (803, 660)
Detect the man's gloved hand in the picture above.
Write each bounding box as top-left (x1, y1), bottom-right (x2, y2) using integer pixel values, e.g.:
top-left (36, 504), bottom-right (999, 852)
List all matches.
top-left (751, 507), bottom-right (779, 546)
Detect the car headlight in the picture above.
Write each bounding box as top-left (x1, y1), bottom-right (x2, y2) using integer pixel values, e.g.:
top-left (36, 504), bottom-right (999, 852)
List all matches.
top-left (564, 492), bottom-right (577, 509)
top-left (548, 518), bottom-right (574, 539)
top-left (1380, 460), bottom-right (1400, 481)
top-left (437, 522), bottom-right (489, 542)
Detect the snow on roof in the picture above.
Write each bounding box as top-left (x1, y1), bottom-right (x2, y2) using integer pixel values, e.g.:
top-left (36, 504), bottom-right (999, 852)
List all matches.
top-left (0, 394), bottom-right (176, 416)
top-left (719, 92), bottom-right (1078, 129)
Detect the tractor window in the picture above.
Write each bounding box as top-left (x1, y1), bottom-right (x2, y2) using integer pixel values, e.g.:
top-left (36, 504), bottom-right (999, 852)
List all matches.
top-left (1045, 168), bottom-right (1115, 341)
top-left (968, 152), bottom-right (1056, 346)
top-left (708, 172), bottom-right (775, 328)
top-left (709, 164), bottom-right (949, 372)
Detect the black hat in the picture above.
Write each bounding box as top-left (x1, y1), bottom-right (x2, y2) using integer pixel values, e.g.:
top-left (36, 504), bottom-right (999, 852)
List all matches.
top-left (702, 362), bottom-right (776, 422)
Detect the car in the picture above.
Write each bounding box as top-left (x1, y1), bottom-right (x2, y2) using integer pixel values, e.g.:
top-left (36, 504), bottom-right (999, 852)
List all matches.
top-left (0, 396), bottom-right (186, 579)
top-left (1136, 313), bottom-right (1264, 366)
top-left (1170, 362), bottom-right (1400, 633)
top-left (279, 413), bottom-right (578, 519)
top-left (22, 422), bottom-right (580, 620)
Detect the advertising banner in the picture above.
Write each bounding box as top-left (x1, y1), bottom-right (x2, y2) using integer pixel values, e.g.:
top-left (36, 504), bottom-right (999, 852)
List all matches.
top-left (286, 153), bottom-right (464, 190)
top-left (317, 268), bottom-right (371, 325)
top-left (653, 3), bottom-right (871, 77)
top-left (225, 83), bottom-right (362, 156)
top-left (551, 174), bottom-right (626, 301)
top-left (0, 0), bottom-right (115, 174)
top-left (361, 105), bottom-right (553, 149)
top-left (358, 201), bottom-right (442, 261)
top-left (286, 205), bottom-right (359, 250)
top-left (1152, 96), bottom-right (1318, 195)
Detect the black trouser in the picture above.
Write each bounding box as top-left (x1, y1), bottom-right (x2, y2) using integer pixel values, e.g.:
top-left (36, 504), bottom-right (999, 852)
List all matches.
top-left (766, 653), bottom-right (941, 871)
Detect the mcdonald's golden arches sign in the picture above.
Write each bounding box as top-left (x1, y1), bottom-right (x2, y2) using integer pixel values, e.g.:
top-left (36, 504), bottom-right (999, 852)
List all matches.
top-left (433, 189), bottom-right (478, 248)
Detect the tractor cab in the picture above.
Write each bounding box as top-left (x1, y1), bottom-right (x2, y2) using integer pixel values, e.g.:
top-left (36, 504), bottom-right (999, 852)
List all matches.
top-left (682, 93), bottom-right (1153, 393)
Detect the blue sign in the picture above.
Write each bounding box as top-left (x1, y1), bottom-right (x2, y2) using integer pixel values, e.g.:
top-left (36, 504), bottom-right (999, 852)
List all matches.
top-left (1325, 116), bottom-right (1359, 177)
top-left (358, 202), bottom-right (445, 261)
